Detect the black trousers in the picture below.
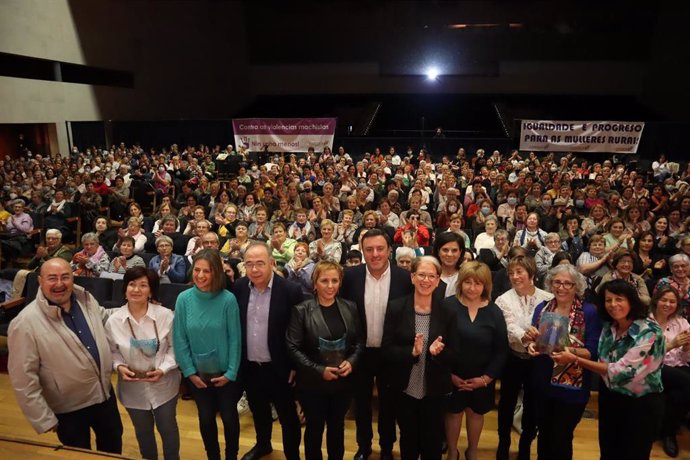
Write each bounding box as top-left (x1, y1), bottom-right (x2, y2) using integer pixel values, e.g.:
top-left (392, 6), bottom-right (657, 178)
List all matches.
top-left (535, 396), bottom-right (586, 460)
top-left (497, 353), bottom-right (537, 452)
top-left (55, 390), bottom-right (123, 454)
top-left (299, 389), bottom-right (352, 460)
top-left (244, 362), bottom-right (301, 460)
top-left (189, 381), bottom-right (241, 460)
top-left (598, 383), bottom-right (663, 460)
top-left (396, 392), bottom-right (444, 460)
top-left (661, 365), bottom-right (690, 436)
top-left (353, 348), bottom-right (396, 452)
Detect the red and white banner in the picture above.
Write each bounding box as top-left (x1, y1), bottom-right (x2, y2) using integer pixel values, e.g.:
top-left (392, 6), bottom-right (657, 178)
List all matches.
top-left (519, 120), bottom-right (645, 153)
top-left (232, 118), bottom-right (337, 153)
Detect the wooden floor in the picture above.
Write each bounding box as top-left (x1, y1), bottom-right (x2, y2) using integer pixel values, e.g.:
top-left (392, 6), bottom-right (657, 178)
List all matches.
top-left (0, 354), bottom-right (686, 459)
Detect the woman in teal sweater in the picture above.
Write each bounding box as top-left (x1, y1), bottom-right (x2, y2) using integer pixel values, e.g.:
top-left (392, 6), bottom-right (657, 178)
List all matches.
top-left (173, 249), bottom-right (241, 460)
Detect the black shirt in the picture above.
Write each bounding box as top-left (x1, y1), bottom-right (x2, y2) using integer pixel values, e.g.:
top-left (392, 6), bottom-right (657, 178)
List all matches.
top-left (320, 303), bottom-right (346, 339)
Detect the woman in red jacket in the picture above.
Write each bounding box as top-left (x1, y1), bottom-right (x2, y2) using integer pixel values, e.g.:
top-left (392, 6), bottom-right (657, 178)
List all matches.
top-left (394, 210), bottom-right (431, 247)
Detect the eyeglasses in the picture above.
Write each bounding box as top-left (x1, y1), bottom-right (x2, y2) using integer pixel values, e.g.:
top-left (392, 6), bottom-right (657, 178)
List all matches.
top-left (409, 216), bottom-right (420, 220)
top-left (414, 273), bottom-right (439, 281)
top-left (245, 261), bottom-right (267, 270)
top-left (552, 280), bottom-right (576, 289)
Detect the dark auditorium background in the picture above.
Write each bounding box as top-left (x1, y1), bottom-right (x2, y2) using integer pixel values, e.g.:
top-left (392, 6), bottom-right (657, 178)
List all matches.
top-left (1, 0), bottom-right (690, 160)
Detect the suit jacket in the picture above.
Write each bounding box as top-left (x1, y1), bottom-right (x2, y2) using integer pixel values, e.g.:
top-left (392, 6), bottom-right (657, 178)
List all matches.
top-left (340, 263), bottom-right (414, 340)
top-left (286, 297), bottom-right (364, 393)
top-left (232, 274), bottom-right (304, 381)
top-left (381, 294), bottom-right (457, 396)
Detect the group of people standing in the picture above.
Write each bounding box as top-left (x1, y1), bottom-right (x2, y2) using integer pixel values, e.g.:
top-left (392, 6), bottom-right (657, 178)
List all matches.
top-left (6, 144), bottom-right (690, 460)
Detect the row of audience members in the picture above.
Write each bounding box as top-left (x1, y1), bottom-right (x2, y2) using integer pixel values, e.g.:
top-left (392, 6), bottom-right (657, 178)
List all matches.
top-left (7, 226), bottom-right (688, 460)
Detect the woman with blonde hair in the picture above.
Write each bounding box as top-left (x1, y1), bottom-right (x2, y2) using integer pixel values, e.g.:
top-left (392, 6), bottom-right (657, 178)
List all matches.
top-left (309, 219), bottom-right (342, 263)
top-left (443, 261), bottom-right (508, 460)
top-left (286, 260), bottom-right (363, 460)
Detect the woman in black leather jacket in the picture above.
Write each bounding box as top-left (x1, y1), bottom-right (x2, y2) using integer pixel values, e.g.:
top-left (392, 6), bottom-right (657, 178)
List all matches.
top-left (286, 260), bottom-right (364, 460)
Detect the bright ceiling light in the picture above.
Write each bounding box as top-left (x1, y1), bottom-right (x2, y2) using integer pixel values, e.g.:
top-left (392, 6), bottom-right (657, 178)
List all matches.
top-left (426, 66), bottom-right (439, 81)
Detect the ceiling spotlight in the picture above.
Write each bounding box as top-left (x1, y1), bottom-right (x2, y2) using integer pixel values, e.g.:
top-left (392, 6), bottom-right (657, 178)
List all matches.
top-left (426, 67), bottom-right (439, 81)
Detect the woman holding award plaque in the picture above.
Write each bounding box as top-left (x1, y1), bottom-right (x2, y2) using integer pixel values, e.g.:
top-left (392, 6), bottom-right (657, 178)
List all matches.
top-left (173, 249), bottom-right (242, 460)
top-left (286, 260), bottom-right (363, 460)
top-left (524, 264), bottom-right (602, 460)
top-left (105, 267), bottom-right (181, 460)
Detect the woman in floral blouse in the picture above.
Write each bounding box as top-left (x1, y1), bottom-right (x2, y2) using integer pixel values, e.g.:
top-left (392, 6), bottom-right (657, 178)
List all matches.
top-left (554, 279), bottom-right (664, 460)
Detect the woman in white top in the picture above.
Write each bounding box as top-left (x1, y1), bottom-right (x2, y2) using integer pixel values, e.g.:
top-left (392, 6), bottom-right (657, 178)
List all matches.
top-left (512, 212), bottom-right (548, 253)
top-left (105, 267), bottom-right (180, 460)
top-left (433, 232), bottom-right (466, 298)
top-left (474, 215), bottom-right (500, 252)
top-left (377, 199), bottom-right (400, 230)
top-left (494, 256), bottom-right (554, 460)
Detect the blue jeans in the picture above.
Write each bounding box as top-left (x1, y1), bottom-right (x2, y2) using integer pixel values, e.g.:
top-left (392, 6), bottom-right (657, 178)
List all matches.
top-left (126, 395), bottom-right (180, 460)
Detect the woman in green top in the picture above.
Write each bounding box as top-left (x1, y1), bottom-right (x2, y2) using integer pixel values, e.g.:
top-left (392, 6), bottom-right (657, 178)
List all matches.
top-left (172, 249), bottom-right (242, 460)
top-left (552, 279), bottom-right (665, 460)
top-left (270, 223), bottom-right (296, 266)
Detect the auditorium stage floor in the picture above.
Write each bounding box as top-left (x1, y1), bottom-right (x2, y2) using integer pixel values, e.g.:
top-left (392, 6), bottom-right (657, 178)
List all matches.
top-left (0, 371), bottom-right (684, 459)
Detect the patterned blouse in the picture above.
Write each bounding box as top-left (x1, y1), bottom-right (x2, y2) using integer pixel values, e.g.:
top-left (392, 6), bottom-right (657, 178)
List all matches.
top-left (598, 317), bottom-right (665, 397)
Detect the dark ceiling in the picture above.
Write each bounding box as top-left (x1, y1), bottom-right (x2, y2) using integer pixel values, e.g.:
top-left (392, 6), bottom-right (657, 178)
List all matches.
top-left (243, 0), bottom-right (660, 75)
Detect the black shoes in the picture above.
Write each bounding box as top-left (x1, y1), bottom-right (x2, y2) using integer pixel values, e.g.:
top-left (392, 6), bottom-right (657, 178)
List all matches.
top-left (663, 435), bottom-right (679, 458)
top-left (241, 444), bottom-right (273, 460)
top-left (379, 451), bottom-right (394, 460)
top-left (353, 448), bottom-right (371, 460)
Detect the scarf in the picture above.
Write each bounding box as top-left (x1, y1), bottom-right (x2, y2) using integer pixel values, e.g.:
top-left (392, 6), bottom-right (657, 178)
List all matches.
top-left (73, 245), bottom-right (106, 277)
top-left (50, 199), bottom-right (66, 213)
top-left (538, 297), bottom-right (586, 389)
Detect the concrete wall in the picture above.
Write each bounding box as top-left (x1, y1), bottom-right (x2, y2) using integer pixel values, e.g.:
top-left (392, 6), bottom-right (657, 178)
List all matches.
top-left (0, 0), bottom-right (251, 153)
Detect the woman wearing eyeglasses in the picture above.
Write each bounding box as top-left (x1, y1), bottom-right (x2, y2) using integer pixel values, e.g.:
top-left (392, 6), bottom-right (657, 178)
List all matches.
top-left (444, 261), bottom-right (508, 460)
top-left (524, 264), bottom-right (602, 460)
top-left (105, 267), bottom-right (180, 460)
top-left (381, 256), bottom-right (458, 460)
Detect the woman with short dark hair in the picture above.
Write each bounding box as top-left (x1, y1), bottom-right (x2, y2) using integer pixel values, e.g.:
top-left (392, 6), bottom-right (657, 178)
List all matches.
top-left (173, 249), bottom-right (242, 460)
top-left (555, 280), bottom-right (664, 460)
top-left (651, 287), bottom-right (690, 457)
top-left (105, 267), bottom-right (180, 460)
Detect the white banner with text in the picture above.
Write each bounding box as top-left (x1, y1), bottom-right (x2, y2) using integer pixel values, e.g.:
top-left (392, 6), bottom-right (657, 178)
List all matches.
top-left (232, 118), bottom-right (337, 153)
top-left (519, 120), bottom-right (645, 153)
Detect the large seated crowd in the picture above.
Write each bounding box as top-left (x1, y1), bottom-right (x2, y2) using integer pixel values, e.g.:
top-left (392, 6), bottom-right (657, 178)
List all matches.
top-left (3, 141), bottom-right (690, 460)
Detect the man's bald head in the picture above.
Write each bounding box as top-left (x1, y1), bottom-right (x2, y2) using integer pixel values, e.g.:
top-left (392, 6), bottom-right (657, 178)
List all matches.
top-left (39, 258), bottom-right (74, 308)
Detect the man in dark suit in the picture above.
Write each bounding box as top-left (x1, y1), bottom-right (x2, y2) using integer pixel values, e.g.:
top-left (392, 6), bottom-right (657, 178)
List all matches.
top-left (340, 228), bottom-right (414, 460)
top-left (232, 242), bottom-right (304, 460)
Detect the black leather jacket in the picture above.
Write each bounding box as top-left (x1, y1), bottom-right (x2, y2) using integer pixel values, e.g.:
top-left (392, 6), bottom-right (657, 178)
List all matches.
top-left (286, 297), bottom-right (364, 393)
